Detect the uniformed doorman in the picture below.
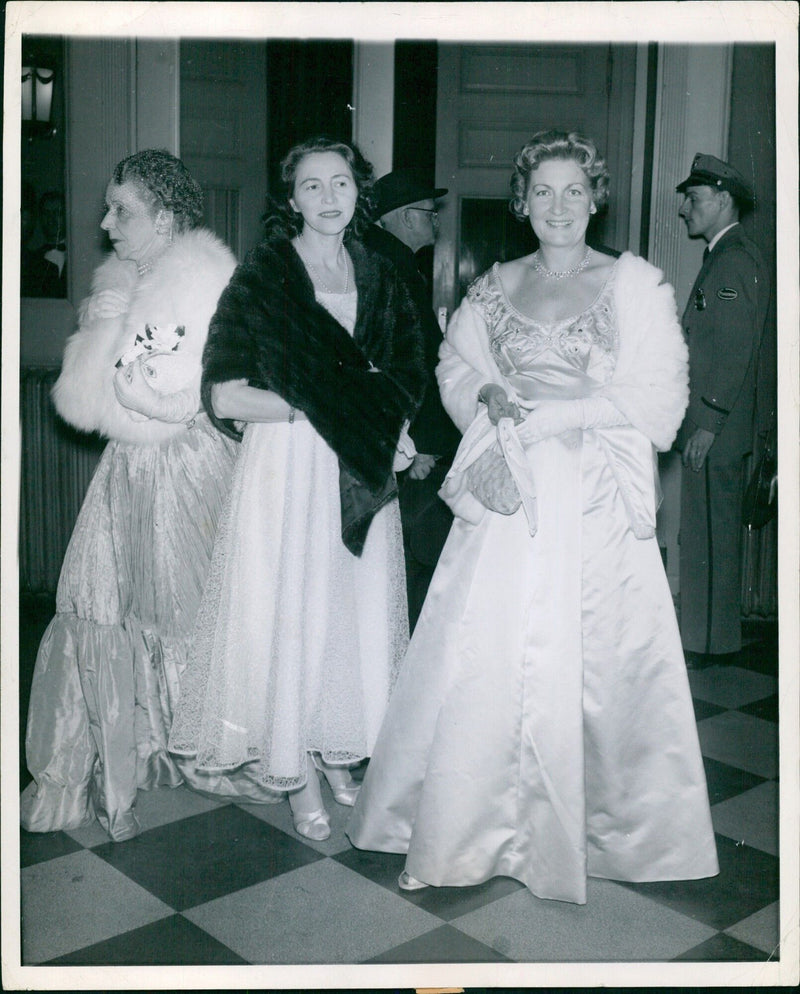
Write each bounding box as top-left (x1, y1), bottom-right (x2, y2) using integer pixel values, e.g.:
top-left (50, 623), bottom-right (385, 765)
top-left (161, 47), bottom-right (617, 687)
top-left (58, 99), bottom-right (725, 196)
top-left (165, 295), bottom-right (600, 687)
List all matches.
top-left (675, 153), bottom-right (770, 668)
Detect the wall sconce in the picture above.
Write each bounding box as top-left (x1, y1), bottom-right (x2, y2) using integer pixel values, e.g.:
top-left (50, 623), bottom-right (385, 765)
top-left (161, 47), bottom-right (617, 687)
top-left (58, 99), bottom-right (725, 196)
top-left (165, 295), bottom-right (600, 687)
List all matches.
top-left (22, 65), bottom-right (56, 139)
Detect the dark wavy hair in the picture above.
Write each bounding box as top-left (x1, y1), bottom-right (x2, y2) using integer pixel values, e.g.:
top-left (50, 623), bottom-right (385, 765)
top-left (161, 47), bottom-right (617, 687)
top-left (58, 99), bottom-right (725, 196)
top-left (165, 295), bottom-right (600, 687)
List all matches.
top-left (263, 136), bottom-right (375, 241)
top-left (112, 149), bottom-right (204, 233)
top-left (509, 129), bottom-right (610, 222)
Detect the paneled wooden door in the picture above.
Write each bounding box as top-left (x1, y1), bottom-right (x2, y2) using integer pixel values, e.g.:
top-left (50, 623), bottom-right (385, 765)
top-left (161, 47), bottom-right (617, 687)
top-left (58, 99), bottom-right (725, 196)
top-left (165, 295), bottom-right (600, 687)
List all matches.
top-left (180, 40), bottom-right (268, 261)
top-left (433, 43), bottom-right (637, 314)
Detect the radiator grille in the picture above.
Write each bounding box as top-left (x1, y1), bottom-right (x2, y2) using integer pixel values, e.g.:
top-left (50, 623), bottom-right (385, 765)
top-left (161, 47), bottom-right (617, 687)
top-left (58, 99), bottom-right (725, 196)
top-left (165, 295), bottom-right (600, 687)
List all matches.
top-left (19, 368), bottom-right (104, 593)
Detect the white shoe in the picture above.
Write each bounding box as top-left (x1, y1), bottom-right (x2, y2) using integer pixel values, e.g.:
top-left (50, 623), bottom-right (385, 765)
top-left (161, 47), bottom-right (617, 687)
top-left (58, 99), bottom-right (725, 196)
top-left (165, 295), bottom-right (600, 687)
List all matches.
top-left (291, 807), bottom-right (331, 841)
top-left (312, 754), bottom-right (361, 807)
top-left (398, 870), bottom-right (429, 891)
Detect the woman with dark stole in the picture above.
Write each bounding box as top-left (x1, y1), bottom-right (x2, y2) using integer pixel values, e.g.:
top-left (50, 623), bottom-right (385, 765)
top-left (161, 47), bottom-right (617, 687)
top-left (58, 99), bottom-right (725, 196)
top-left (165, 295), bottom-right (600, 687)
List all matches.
top-left (169, 137), bottom-right (427, 841)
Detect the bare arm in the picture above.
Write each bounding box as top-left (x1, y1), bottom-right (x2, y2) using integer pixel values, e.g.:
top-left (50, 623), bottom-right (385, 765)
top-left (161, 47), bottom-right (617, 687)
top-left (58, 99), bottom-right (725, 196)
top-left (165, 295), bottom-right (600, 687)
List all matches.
top-left (210, 378), bottom-right (308, 423)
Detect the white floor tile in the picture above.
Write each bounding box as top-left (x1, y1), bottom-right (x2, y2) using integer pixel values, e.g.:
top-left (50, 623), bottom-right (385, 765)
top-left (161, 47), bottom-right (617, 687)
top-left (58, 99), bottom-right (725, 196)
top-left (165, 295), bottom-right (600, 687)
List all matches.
top-left (452, 878), bottom-right (717, 962)
top-left (711, 781), bottom-right (779, 855)
top-left (725, 901), bottom-right (780, 957)
top-left (64, 820), bottom-right (115, 849)
top-left (688, 666), bottom-right (777, 709)
top-left (185, 858), bottom-right (442, 964)
top-left (696, 711), bottom-right (778, 778)
top-left (131, 783), bottom-right (229, 831)
top-left (21, 850), bottom-right (172, 964)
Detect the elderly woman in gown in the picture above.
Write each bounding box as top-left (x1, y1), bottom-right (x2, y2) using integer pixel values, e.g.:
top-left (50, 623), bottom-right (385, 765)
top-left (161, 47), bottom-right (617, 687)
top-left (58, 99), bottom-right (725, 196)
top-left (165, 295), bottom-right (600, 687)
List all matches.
top-left (348, 130), bottom-right (719, 904)
top-left (21, 150), bottom-right (239, 841)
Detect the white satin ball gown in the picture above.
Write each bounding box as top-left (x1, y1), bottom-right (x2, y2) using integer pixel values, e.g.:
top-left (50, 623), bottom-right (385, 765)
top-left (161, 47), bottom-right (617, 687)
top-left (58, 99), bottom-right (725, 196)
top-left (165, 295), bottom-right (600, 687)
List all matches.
top-left (347, 257), bottom-right (719, 905)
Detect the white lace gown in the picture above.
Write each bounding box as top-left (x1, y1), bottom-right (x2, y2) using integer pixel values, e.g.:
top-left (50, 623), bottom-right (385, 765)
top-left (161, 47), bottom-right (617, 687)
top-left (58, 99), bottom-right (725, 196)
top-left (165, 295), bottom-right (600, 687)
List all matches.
top-left (169, 290), bottom-right (409, 792)
top-left (347, 264), bottom-right (719, 904)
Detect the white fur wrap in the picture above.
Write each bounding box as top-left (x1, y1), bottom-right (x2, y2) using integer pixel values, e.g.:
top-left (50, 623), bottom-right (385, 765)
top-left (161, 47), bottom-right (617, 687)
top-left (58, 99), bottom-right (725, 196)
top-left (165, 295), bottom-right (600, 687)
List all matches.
top-left (53, 228), bottom-right (237, 445)
top-left (437, 252), bottom-right (689, 452)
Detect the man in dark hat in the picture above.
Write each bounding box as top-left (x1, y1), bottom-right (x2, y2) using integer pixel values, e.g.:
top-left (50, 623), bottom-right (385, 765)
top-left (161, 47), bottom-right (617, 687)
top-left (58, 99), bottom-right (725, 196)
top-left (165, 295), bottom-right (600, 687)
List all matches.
top-left (363, 169), bottom-right (460, 630)
top-left (674, 153), bottom-right (770, 669)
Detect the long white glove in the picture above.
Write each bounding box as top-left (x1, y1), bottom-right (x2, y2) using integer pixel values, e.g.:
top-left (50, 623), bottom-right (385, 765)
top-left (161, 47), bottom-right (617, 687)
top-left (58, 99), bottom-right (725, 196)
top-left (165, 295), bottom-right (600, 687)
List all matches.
top-left (86, 288), bottom-right (130, 321)
top-left (393, 420), bottom-right (418, 472)
top-left (518, 397), bottom-right (628, 444)
top-left (113, 362), bottom-right (199, 424)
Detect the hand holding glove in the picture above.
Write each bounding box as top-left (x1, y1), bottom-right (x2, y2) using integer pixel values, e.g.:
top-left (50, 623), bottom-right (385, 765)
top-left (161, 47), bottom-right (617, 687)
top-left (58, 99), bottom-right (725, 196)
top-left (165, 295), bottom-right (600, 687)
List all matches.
top-left (87, 289), bottom-right (130, 321)
top-left (408, 453), bottom-right (437, 480)
top-left (113, 358), bottom-right (198, 424)
top-left (393, 420), bottom-right (418, 473)
top-left (478, 383), bottom-right (523, 426)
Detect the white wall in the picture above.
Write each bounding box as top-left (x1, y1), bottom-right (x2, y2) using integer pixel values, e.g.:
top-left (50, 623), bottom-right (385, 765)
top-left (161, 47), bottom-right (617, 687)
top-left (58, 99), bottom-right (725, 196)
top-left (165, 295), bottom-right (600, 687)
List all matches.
top-left (21, 40), bottom-right (179, 365)
top-left (649, 44), bottom-right (733, 592)
top-left (351, 43), bottom-right (394, 176)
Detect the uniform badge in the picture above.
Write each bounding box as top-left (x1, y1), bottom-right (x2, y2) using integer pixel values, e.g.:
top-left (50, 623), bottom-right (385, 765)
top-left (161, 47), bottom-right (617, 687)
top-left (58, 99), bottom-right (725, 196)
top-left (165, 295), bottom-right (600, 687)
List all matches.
top-left (694, 289), bottom-right (706, 310)
top-left (717, 287), bottom-right (738, 300)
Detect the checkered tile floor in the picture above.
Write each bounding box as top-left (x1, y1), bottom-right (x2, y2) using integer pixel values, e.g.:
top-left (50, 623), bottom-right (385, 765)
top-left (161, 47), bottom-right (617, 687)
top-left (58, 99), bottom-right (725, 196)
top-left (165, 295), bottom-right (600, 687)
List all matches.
top-left (17, 609), bottom-right (780, 970)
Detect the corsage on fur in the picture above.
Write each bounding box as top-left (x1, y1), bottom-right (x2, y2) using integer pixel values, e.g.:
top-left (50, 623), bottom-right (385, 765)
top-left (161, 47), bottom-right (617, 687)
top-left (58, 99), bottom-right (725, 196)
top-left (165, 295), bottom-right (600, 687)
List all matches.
top-left (52, 228), bottom-right (237, 446)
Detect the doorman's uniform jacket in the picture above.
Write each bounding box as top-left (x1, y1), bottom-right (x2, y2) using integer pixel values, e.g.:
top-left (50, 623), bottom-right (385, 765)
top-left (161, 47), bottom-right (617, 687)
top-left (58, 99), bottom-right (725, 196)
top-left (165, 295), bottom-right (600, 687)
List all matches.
top-left (676, 223), bottom-right (770, 655)
top-left (676, 224), bottom-right (769, 459)
top-left (201, 236), bottom-right (427, 554)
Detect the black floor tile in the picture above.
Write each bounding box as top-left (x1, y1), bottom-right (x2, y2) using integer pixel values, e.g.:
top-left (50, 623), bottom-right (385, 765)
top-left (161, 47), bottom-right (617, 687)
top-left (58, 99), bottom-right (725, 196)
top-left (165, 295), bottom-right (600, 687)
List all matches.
top-left (737, 693), bottom-right (779, 723)
top-left (92, 805), bottom-right (324, 911)
top-left (672, 931), bottom-right (774, 961)
top-left (618, 834), bottom-right (779, 931)
top-left (334, 846), bottom-right (525, 922)
top-left (20, 828), bottom-right (83, 868)
top-left (702, 756), bottom-right (767, 806)
top-left (365, 922), bottom-right (513, 963)
top-left (43, 913), bottom-right (249, 965)
top-left (399, 874), bottom-right (526, 922)
top-left (332, 845), bottom-right (408, 891)
top-left (692, 697), bottom-right (728, 722)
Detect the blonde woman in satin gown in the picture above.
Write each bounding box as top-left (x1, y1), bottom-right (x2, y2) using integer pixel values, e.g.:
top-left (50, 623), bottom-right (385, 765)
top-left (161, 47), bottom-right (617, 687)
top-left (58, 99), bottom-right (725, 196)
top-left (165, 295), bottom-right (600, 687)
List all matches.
top-left (347, 130), bottom-right (719, 905)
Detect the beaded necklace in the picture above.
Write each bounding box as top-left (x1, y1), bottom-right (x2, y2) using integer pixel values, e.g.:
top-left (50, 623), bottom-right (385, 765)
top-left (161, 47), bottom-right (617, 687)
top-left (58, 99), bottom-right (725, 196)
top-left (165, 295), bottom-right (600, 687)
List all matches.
top-left (533, 246), bottom-right (592, 280)
top-left (296, 234), bottom-right (350, 293)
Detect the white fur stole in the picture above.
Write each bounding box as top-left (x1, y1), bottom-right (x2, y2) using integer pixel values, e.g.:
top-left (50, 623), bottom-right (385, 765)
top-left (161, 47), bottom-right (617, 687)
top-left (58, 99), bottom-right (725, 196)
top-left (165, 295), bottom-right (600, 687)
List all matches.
top-left (53, 228), bottom-right (236, 445)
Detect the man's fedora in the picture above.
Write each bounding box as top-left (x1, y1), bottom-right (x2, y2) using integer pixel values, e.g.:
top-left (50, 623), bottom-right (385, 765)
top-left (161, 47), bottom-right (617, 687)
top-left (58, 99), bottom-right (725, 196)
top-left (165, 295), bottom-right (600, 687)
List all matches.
top-left (372, 169), bottom-right (448, 219)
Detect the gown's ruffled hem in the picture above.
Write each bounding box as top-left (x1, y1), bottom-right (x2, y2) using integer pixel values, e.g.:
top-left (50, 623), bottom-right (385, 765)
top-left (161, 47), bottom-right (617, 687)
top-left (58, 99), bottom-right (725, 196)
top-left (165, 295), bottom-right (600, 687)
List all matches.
top-left (20, 776), bottom-right (96, 834)
top-left (174, 747), bottom-right (363, 796)
top-left (23, 611), bottom-right (188, 840)
top-left (169, 417), bottom-right (408, 790)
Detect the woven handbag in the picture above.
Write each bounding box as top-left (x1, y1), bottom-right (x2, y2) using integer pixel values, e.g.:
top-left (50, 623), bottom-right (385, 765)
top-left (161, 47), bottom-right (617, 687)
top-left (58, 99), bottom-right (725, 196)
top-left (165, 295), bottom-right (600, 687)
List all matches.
top-left (463, 441), bottom-right (521, 515)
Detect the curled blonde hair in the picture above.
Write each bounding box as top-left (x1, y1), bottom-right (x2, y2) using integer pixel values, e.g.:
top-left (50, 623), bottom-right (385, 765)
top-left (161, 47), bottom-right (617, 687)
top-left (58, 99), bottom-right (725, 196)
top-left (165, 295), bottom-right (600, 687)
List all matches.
top-left (509, 129), bottom-right (610, 221)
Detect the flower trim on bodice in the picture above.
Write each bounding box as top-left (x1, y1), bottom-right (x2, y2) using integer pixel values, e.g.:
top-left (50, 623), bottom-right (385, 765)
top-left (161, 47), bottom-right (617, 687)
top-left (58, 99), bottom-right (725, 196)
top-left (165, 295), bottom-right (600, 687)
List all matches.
top-left (467, 261), bottom-right (619, 376)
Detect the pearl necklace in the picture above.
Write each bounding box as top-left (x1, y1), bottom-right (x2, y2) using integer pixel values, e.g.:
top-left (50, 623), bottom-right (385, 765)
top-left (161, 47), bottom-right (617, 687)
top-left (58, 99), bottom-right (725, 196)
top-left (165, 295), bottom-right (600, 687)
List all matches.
top-left (296, 235), bottom-right (349, 294)
top-left (137, 260), bottom-right (153, 277)
top-left (533, 247), bottom-right (592, 280)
